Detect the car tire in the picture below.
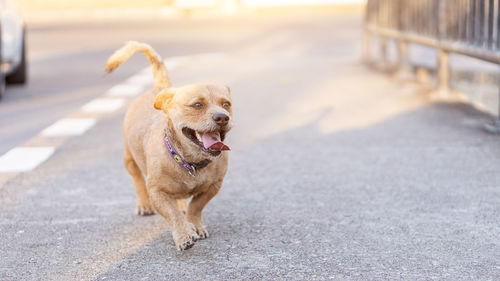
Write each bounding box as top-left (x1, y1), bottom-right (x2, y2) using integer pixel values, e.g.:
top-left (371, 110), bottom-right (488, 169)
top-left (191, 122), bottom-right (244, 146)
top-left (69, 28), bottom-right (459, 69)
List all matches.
top-left (0, 41), bottom-right (4, 100)
top-left (6, 29), bottom-right (27, 84)
top-left (0, 70), bottom-right (5, 100)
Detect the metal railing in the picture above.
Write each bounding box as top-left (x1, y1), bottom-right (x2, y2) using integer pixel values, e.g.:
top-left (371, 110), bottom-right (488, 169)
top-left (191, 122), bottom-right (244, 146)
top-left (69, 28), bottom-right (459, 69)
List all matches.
top-left (363, 0), bottom-right (500, 132)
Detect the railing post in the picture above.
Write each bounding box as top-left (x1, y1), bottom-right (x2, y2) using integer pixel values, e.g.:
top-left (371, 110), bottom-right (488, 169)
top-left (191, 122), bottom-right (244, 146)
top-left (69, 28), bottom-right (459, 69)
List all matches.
top-left (431, 0), bottom-right (453, 98)
top-left (393, 0), bottom-right (412, 80)
top-left (362, 28), bottom-right (372, 64)
top-left (432, 48), bottom-right (452, 97)
top-left (484, 68), bottom-right (500, 133)
top-left (394, 39), bottom-right (413, 80)
top-left (378, 36), bottom-right (389, 71)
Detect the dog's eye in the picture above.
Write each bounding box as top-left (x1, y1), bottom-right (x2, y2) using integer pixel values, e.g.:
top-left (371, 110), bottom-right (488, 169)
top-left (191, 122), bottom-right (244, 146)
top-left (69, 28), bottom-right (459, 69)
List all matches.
top-left (191, 102), bottom-right (204, 109)
top-left (222, 102), bottom-right (231, 109)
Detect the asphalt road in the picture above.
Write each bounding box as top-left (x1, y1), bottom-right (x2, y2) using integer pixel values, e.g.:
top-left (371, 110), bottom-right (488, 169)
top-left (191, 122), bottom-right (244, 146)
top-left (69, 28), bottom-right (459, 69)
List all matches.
top-left (0, 12), bottom-right (499, 280)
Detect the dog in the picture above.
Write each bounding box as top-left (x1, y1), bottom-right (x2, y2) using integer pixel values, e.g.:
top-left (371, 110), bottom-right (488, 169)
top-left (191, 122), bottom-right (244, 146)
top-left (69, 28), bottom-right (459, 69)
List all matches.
top-left (105, 41), bottom-right (233, 250)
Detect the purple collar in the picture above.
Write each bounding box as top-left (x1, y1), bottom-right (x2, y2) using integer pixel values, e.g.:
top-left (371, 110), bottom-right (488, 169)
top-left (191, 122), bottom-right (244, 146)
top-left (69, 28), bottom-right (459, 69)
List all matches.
top-left (163, 129), bottom-right (211, 177)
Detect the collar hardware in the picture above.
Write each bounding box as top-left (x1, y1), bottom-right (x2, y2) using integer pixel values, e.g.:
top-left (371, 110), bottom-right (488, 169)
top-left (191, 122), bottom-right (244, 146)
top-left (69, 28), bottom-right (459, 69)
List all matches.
top-left (163, 129), bottom-right (211, 177)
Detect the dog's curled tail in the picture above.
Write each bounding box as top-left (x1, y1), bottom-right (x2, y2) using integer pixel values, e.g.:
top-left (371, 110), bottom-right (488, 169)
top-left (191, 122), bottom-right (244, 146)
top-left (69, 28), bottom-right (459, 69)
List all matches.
top-left (105, 41), bottom-right (170, 89)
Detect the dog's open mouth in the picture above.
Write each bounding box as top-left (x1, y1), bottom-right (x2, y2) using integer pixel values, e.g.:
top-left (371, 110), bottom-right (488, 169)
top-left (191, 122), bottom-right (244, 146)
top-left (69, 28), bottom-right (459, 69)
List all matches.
top-left (182, 127), bottom-right (230, 156)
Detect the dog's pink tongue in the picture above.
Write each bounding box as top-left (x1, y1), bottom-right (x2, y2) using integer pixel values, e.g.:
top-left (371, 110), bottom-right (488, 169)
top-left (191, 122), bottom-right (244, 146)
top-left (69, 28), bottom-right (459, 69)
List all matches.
top-left (201, 132), bottom-right (230, 151)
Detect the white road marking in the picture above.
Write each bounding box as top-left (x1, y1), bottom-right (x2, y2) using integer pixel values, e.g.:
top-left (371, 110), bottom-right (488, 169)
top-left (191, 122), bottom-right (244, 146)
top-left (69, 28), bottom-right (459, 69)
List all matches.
top-left (165, 58), bottom-right (187, 70)
top-left (41, 118), bottom-right (96, 137)
top-left (81, 98), bottom-right (125, 113)
top-left (105, 84), bottom-right (144, 97)
top-left (126, 73), bottom-right (154, 86)
top-left (0, 147), bottom-right (55, 172)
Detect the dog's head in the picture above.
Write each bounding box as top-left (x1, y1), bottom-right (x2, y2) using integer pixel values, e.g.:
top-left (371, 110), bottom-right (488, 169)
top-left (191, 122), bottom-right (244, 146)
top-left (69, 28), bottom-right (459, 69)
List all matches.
top-left (154, 84), bottom-right (233, 158)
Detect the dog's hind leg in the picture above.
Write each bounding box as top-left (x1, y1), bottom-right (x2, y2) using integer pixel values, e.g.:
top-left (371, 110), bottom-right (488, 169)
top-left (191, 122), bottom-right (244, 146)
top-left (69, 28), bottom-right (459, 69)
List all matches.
top-left (124, 148), bottom-right (154, 216)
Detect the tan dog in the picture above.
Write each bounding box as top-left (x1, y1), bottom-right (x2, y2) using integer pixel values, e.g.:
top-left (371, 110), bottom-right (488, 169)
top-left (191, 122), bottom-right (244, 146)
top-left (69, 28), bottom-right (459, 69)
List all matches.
top-left (105, 41), bottom-right (233, 250)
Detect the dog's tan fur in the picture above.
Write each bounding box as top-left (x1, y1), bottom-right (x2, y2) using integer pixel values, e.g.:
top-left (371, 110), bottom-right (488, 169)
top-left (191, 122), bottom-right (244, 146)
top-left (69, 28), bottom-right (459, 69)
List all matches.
top-left (106, 41), bottom-right (233, 250)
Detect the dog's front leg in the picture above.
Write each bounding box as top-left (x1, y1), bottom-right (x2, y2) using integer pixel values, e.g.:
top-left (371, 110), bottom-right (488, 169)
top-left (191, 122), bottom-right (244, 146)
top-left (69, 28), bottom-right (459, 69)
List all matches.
top-left (148, 187), bottom-right (199, 250)
top-left (187, 181), bottom-right (222, 239)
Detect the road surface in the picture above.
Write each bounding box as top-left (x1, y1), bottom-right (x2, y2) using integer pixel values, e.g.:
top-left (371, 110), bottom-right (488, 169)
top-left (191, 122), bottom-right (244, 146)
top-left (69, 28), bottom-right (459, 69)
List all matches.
top-left (0, 12), bottom-right (499, 280)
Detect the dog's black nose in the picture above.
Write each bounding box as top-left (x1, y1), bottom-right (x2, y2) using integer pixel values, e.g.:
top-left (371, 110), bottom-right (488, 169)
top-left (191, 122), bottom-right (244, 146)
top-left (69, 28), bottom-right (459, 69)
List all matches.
top-left (213, 113), bottom-right (229, 126)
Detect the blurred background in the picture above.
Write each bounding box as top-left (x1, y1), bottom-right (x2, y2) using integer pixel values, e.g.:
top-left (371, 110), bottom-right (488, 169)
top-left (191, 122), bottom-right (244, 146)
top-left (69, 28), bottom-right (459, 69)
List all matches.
top-left (0, 0), bottom-right (367, 156)
top-left (0, 0), bottom-right (498, 156)
top-left (0, 1), bottom-right (499, 280)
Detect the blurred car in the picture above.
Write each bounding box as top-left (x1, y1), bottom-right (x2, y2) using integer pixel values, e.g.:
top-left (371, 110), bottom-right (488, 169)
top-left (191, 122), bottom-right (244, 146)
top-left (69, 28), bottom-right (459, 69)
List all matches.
top-left (0, 0), bottom-right (26, 99)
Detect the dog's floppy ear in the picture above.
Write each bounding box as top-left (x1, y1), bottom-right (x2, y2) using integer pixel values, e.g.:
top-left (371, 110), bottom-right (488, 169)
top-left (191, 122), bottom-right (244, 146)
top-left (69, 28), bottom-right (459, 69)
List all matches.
top-left (154, 89), bottom-right (174, 110)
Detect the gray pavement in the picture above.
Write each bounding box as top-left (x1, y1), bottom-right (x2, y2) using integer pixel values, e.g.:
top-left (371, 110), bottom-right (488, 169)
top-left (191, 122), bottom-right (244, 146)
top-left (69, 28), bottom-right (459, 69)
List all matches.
top-left (1, 13), bottom-right (499, 280)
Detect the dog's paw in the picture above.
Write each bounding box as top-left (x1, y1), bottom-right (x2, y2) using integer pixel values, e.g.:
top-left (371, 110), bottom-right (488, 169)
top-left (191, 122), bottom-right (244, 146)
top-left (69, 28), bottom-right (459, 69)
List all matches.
top-left (195, 225), bottom-right (209, 239)
top-left (173, 223), bottom-right (200, 251)
top-left (136, 203), bottom-right (155, 216)
top-left (176, 238), bottom-right (195, 251)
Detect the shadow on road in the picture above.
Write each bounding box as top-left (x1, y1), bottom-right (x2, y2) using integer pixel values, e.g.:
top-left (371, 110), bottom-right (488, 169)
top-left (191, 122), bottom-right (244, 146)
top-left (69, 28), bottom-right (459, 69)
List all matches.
top-left (0, 14), bottom-right (498, 281)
